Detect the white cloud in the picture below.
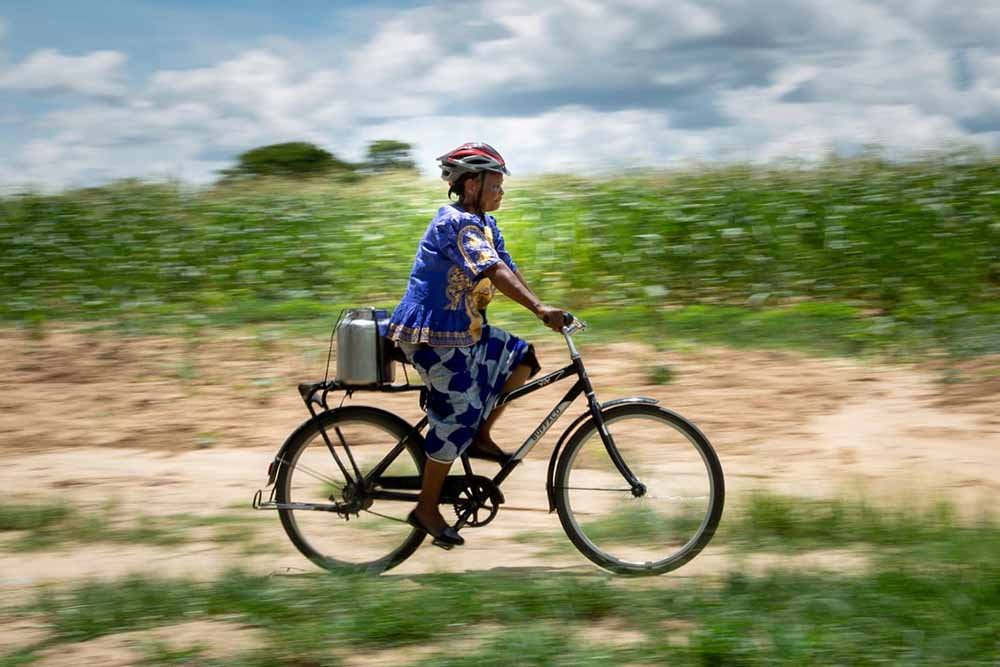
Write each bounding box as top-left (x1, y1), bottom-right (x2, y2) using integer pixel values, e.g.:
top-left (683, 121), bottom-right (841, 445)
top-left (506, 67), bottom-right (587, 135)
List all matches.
top-left (349, 106), bottom-right (728, 179)
top-left (0, 48), bottom-right (127, 98)
top-left (347, 0), bottom-right (733, 111)
top-left (3, 0), bottom-right (1000, 190)
top-left (888, 0), bottom-right (1000, 48)
top-left (148, 50), bottom-right (342, 144)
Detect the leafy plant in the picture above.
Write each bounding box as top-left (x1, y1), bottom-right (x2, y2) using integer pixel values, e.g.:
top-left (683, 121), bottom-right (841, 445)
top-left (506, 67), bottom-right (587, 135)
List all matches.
top-left (2, 157), bottom-right (998, 356)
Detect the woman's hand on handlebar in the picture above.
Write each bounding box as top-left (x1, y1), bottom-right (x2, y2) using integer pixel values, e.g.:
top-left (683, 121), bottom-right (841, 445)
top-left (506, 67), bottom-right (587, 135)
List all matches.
top-left (536, 304), bottom-right (569, 333)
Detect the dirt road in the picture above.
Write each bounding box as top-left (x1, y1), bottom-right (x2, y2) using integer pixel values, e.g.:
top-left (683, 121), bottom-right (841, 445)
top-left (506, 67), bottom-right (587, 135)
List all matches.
top-left (1, 328), bottom-right (997, 588)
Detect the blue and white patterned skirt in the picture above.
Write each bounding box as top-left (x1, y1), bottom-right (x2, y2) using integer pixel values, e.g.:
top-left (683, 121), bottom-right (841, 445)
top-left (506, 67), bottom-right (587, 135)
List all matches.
top-left (400, 325), bottom-right (538, 463)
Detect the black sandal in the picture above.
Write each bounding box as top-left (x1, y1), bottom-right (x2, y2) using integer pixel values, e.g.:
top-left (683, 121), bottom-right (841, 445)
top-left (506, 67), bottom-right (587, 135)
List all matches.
top-left (407, 510), bottom-right (464, 549)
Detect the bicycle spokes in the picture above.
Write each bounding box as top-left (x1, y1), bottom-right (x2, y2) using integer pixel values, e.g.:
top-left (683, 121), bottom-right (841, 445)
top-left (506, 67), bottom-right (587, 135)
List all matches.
top-left (277, 414), bottom-right (424, 569)
top-left (556, 406), bottom-right (723, 573)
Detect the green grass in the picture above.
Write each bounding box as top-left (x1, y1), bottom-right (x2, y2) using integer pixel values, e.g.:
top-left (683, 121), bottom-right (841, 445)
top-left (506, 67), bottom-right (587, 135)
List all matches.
top-left (645, 363), bottom-right (675, 385)
top-left (6, 509), bottom-right (188, 552)
top-left (23, 544), bottom-right (1000, 665)
top-left (0, 650), bottom-right (41, 667)
top-left (733, 491), bottom-right (968, 549)
top-left (13, 495), bottom-right (1000, 665)
top-left (580, 504), bottom-right (707, 544)
top-left (138, 643), bottom-right (213, 667)
top-left (535, 300), bottom-right (998, 359)
top-left (204, 298), bottom-right (994, 364)
top-left (0, 502), bottom-right (274, 552)
top-left (417, 625), bottom-right (621, 667)
top-left (0, 501), bottom-right (71, 532)
top-left (520, 491), bottom-right (1000, 567)
top-left (3, 159), bottom-right (999, 358)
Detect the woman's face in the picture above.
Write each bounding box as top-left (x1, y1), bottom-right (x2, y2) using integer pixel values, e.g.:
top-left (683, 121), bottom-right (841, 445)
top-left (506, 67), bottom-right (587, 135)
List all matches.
top-left (465, 171), bottom-right (505, 212)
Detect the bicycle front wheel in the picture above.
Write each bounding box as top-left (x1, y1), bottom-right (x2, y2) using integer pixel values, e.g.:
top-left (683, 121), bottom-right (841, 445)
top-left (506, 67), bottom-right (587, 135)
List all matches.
top-left (554, 403), bottom-right (724, 575)
top-left (275, 406), bottom-right (426, 574)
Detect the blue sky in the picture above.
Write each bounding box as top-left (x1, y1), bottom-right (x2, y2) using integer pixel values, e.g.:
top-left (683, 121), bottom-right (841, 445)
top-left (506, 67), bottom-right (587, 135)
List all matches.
top-left (2, 0), bottom-right (999, 190)
top-left (1, 1), bottom-right (414, 72)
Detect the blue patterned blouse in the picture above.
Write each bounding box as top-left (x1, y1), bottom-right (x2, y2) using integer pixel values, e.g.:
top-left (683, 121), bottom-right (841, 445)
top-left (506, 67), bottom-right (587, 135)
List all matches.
top-left (387, 204), bottom-right (518, 347)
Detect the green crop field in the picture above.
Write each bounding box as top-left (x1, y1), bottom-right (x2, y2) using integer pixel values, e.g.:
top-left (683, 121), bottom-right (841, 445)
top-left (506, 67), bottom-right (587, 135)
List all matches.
top-left (2, 155), bottom-right (998, 357)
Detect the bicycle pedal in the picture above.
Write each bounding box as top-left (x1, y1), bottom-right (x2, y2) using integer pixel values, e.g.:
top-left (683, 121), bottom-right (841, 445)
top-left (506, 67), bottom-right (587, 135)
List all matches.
top-left (431, 538), bottom-right (456, 550)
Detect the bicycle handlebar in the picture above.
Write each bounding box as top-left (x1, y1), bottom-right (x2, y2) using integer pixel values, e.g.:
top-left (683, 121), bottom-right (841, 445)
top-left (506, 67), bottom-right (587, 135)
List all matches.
top-left (542, 311), bottom-right (574, 327)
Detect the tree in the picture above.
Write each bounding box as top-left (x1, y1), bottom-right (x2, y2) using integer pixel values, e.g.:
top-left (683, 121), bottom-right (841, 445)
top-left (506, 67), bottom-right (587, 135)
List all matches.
top-left (219, 142), bottom-right (352, 181)
top-left (365, 140), bottom-right (416, 173)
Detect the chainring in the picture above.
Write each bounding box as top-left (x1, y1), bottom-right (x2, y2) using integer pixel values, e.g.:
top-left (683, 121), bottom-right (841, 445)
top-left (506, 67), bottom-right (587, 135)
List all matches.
top-left (451, 478), bottom-right (504, 527)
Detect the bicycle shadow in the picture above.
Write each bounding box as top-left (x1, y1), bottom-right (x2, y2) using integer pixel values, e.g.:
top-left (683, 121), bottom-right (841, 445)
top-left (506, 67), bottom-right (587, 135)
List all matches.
top-left (267, 563), bottom-right (597, 581)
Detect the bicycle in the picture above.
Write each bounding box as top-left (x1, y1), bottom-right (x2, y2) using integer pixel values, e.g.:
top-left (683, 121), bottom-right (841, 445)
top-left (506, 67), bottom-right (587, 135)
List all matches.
top-left (253, 313), bottom-right (725, 576)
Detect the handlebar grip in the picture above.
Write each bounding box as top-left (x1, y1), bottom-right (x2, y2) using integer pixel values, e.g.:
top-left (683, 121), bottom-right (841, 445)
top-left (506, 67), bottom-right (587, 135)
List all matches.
top-left (542, 311), bottom-right (574, 326)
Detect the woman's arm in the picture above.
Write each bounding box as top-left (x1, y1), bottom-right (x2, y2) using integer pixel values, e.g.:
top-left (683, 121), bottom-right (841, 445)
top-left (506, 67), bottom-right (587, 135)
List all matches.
top-left (484, 263), bottom-right (564, 332)
top-left (513, 268), bottom-right (541, 307)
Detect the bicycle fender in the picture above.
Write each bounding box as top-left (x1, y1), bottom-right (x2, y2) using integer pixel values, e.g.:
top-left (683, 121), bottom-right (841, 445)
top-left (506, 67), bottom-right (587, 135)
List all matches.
top-left (266, 406), bottom-right (426, 486)
top-left (267, 416), bottom-right (319, 486)
top-left (544, 396), bottom-right (658, 512)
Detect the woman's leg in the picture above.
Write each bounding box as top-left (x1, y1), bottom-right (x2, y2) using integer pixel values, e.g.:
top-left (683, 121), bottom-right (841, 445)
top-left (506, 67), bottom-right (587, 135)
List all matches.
top-left (414, 458), bottom-right (453, 532)
top-left (475, 361), bottom-right (533, 451)
top-left (415, 362), bottom-right (529, 532)
top-left (400, 343), bottom-right (465, 534)
top-left (413, 359), bottom-right (531, 533)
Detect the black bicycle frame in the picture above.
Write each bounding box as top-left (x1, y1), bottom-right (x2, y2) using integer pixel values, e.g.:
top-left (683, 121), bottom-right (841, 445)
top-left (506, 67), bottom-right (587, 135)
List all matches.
top-left (491, 356), bottom-right (643, 494)
top-left (342, 352), bottom-right (645, 505)
top-left (344, 363), bottom-right (581, 496)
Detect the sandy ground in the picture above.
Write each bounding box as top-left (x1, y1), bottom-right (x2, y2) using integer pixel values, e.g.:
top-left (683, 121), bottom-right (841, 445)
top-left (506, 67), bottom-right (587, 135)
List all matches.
top-left (1, 327), bottom-right (998, 658)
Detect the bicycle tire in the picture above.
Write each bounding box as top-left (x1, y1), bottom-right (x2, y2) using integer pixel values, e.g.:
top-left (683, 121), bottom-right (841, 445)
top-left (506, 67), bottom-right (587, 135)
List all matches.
top-left (275, 406), bottom-right (427, 574)
top-left (554, 403), bottom-right (724, 576)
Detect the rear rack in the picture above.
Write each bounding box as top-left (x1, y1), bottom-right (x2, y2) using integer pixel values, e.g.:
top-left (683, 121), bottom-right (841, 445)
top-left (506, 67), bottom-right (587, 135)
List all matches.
top-left (297, 379), bottom-right (423, 411)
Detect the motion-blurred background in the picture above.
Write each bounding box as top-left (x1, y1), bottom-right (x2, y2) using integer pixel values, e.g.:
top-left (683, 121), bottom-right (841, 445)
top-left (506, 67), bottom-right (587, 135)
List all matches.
top-left (1, 2), bottom-right (998, 665)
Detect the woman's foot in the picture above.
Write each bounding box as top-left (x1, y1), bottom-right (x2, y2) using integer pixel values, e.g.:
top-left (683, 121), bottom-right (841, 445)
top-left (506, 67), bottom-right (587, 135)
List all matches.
top-left (407, 507), bottom-right (464, 547)
top-left (467, 435), bottom-right (514, 464)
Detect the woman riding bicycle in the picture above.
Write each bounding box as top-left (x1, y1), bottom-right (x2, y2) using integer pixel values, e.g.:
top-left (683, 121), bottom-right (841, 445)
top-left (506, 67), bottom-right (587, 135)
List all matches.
top-left (386, 142), bottom-right (565, 547)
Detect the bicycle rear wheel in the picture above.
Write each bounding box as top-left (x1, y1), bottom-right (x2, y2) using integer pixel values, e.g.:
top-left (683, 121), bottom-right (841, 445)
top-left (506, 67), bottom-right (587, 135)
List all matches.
top-left (554, 403), bottom-right (724, 575)
top-left (275, 406), bottom-right (426, 573)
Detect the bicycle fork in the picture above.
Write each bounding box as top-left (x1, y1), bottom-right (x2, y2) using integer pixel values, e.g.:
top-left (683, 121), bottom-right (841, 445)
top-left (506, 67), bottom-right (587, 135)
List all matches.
top-left (567, 336), bottom-right (647, 499)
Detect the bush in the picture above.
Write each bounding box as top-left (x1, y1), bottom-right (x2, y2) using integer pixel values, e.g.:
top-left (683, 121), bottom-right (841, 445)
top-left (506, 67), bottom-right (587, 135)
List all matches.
top-left (219, 142), bottom-right (353, 181)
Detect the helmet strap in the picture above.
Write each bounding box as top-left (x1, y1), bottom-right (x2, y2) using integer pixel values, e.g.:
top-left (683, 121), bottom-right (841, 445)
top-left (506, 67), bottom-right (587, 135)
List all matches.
top-left (475, 171), bottom-right (486, 216)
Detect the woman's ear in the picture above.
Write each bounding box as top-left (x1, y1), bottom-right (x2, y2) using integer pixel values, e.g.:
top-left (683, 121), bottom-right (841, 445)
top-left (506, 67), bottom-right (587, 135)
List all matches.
top-left (462, 176), bottom-right (480, 200)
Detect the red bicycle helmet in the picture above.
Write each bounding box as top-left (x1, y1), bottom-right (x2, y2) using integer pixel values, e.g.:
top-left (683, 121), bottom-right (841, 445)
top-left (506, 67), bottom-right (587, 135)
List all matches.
top-left (437, 142), bottom-right (510, 183)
